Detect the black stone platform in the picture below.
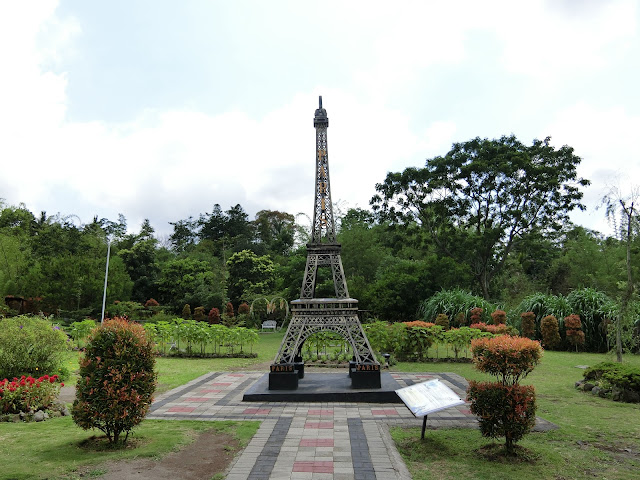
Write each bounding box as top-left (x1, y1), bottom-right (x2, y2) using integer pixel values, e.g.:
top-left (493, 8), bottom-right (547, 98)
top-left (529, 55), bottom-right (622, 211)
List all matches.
top-left (243, 372), bottom-right (403, 403)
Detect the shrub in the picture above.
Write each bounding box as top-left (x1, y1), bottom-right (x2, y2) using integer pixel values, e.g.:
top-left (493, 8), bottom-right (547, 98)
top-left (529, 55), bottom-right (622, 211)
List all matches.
top-left (193, 306), bottom-right (205, 322)
top-left (454, 312), bottom-right (467, 327)
top-left (467, 382), bottom-right (537, 452)
top-left (208, 307), bottom-right (221, 324)
top-left (470, 336), bottom-right (543, 385)
top-left (467, 335), bottom-right (542, 453)
top-left (470, 322), bottom-right (516, 336)
top-left (72, 318), bottom-right (156, 444)
top-left (584, 362), bottom-right (640, 393)
top-left (403, 321), bottom-right (435, 329)
top-left (490, 310), bottom-right (507, 325)
top-left (225, 302), bottom-right (235, 317)
top-left (144, 298), bottom-right (159, 308)
top-left (470, 307), bottom-right (484, 324)
top-left (69, 319), bottom-right (97, 349)
top-left (520, 312), bottom-right (535, 339)
top-left (181, 304), bottom-right (191, 319)
top-left (0, 315), bottom-right (69, 380)
top-left (0, 374), bottom-right (64, 414)
top-left (238, 302), bottom-right (250, 315)
top-left (435, 314), bottom-right (450, 330)
top-left (565, 314), bottom-right (585, 351)
top-left (540, 315), bottom-right (561, 349)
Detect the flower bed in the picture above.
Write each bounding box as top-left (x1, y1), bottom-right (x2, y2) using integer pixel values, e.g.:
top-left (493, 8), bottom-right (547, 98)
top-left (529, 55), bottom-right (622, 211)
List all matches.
top-left (0, 374), bottom-right (64, 416)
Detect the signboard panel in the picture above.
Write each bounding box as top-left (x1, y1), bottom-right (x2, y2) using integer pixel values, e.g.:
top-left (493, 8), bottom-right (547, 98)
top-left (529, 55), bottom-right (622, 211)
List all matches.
top-left (396, 379), bottom-right (465, 417)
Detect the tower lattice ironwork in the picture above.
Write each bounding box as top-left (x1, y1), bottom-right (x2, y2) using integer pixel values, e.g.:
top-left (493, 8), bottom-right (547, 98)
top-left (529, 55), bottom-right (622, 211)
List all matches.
top-left (270, 98), bottom-right (379, 389)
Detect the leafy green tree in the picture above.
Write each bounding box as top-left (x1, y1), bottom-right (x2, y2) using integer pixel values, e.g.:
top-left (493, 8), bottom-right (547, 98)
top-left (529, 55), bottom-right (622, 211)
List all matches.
top-left (253, 210), bottom-right (296, 256)
top-left (226, 250), bottom-right (275, 305)
top-left (371, 135), bottom-right (590, 299)
top-left (117, 220), bottom-right (161, 303)
top-left (157, 257), bottom-right (225, 312)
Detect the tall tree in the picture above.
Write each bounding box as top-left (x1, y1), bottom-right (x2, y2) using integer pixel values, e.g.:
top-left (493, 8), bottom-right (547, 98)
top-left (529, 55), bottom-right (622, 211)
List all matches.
top-left (253, 210), bottom-right (295, 256)
top-left (371, 135), bottom-right (590, 299)
top-left (602, 186), bottom-right (640, 362)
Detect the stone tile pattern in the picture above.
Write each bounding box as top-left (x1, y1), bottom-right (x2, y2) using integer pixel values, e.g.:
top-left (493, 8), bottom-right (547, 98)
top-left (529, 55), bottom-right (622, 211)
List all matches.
top-left (149, 371), bottom-right (554, 479)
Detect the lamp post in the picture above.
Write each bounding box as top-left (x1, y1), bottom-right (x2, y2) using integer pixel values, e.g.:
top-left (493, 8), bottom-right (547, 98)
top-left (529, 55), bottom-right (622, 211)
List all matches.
top-left (100, 238), bottom-right (111, 324)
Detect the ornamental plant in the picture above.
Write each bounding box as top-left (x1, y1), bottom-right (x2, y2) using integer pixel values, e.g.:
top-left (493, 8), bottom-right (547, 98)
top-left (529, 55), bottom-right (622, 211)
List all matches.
top-left (470, 322), bottom-right (514, 336)
top-left (403, 321), bottom-right (435, 329)
top-left (540, 315), bottom-right (561, 349)
top-left (435, 314), bottom-right (450, 330)
top-left (520, 312), bottom-right (536, 339)
top-left (564, 314), bottom-right (585, 351)
top-left (467, 336), bottom-right (543, 453)
top-left (72, 318), bottom-right (157, 444)
top-left (490, 310), bottom-right (507, 325)
top-left (181, 304), bottom-right (191, 319)
top-left (193, 306), bottom-right (205, 322)
top-left (0, 315), bottom-right (69, 380)
top-left (0, 374), bottom-right (64, 414)
top-left (208, 307), bottom-right (221, 324)
top-left (470, 307), bottom-right (484, 324)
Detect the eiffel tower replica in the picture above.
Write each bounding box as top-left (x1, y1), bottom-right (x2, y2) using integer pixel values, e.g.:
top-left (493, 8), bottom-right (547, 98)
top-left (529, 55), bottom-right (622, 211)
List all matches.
top-left (269, 97), bottom-right (380, 390)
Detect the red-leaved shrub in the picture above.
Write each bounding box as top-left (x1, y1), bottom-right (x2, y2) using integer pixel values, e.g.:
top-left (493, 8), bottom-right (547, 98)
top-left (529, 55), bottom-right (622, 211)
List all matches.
top-left (564, 314), bottom-right (585, 351)
top-left (467, 335), bottom-right (542, 453)
top-left (208, 307), bottom-right (221, 324)
top-left (72, 318), bottom-right (156, 444)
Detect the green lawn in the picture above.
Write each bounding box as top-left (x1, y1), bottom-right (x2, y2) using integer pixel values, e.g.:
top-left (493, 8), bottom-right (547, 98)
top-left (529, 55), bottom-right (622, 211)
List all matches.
top-left (0, 418), bottom-right (259, 479)
top-left (391, 351), bottom-right (640, 480)
top-left (0, 332), bottom-right (284, 479)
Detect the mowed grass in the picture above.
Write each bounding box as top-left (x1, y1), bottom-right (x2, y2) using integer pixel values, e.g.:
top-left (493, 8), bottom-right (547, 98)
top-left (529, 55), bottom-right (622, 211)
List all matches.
top-left (0, 418), bottom-right (259, 480)
top-left (391, 351), bottom-right (640, 480)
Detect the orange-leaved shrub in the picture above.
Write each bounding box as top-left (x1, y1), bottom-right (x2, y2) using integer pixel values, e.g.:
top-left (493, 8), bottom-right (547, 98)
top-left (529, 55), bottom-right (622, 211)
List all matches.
top-left (238, 302), bottom-right (250, 315)
top-left (403, 321), bottom-right (435, 329)
top-left (564, 314), bottom-right (585, 351)
top-left (72, 318), bottom-right (156, 444)
top-left (467, 336), bottom-right (543, 453)
top-left (540, 315), bottom-right (561, 349)
top-left (470, 322), bottom-right (514, 336)
top-left (520, 312), bottom-right (536, 339)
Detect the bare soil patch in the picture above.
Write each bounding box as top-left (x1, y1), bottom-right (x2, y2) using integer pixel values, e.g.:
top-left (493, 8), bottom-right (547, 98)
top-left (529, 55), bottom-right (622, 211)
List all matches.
top-left (72, 430), bottom-right (240, 479)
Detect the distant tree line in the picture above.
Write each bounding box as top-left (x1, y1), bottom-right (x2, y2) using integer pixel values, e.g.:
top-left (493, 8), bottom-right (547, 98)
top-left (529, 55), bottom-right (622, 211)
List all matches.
top-left (1, 135), bottom-right (637, 329)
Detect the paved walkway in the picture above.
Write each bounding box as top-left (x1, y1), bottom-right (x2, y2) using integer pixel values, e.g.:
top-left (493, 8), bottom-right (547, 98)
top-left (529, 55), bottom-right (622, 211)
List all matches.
top-left (147, 371), bottom-right (555, 480)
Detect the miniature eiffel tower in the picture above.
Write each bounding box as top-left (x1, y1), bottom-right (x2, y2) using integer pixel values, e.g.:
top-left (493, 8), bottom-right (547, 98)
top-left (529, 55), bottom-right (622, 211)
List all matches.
top-left (269, 97), bottom-right (380, 390)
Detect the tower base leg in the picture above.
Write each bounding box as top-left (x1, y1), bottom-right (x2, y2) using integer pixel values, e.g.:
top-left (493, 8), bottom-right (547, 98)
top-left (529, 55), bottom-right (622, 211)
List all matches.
top-left (350, 364), bottom-right (382, 389)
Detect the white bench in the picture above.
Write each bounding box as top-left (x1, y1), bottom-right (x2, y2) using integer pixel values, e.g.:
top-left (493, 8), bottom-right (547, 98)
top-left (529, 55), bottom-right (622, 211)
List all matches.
top-left (261, 320), bottom-right (277, 332)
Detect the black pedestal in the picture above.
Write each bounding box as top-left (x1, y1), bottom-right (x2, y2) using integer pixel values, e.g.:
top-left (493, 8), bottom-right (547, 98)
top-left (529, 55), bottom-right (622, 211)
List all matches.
top-left (269, 364), bottom-right (299, 390)
top-left (350, 364), bottom-right (382, 389)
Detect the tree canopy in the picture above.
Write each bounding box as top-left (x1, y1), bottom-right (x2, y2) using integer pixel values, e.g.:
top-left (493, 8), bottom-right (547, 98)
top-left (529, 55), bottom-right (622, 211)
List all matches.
top-left (371, 135), bottom-right (590, 299)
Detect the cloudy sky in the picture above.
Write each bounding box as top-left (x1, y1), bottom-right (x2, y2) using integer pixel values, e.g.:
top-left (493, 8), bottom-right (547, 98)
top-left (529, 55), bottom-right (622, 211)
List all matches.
top-left (1, 0), bottom-right (639, 238)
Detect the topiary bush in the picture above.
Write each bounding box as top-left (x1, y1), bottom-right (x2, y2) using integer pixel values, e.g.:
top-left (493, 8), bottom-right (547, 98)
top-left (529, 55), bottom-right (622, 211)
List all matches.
top-left (520, 312), bottom-right (535, 339)
top-left (540, 315), bottom-right (561, 349)
top-left (435, 314), bottom-right (450, 330)
top-left (0, 315), bottom-right (69, 380)
top-left (490, 310), bottom-right (507, 325)
top-left (72, 318), bottom-right (157, 444)
top-left (564, 314), bottom-right (584, 351)
top-left (467, 336), bottom-right (543, 453)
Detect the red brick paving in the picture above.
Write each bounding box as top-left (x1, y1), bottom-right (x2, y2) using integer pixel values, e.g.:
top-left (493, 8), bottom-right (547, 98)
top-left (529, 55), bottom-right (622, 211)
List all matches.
top-left (293, 461), bottom-right (334, 473)
top-left (304, 421), bottom-right (334, 429)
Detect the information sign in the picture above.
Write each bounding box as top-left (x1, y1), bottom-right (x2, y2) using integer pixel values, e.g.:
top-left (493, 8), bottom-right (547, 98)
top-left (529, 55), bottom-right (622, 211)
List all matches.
top-left (396, 379), bottom-right (464, 418)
